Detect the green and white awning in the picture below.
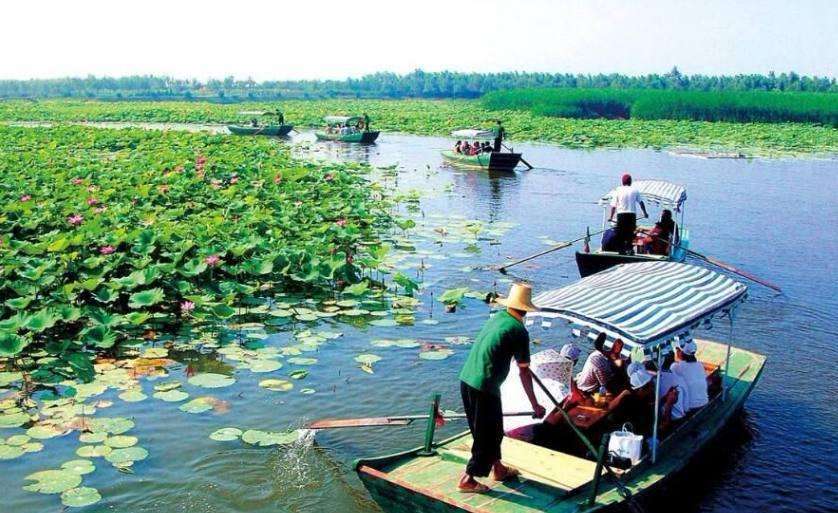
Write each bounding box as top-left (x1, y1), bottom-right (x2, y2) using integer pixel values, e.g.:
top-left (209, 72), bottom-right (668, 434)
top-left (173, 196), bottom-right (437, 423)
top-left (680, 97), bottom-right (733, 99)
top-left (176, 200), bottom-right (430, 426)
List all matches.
top-left (532, 262), bottom-right (746, 349)
top-left (324, 115), bottom-right (360, 125)
top-left (600, 180), bottom-right (687, 210)
top-left (451, 129), bottom-right (494, 139)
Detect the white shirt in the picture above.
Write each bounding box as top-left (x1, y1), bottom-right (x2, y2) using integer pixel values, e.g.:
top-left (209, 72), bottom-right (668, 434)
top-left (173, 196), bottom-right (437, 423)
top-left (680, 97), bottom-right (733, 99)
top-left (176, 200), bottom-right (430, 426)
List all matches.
top-left (611, 185), bottom-right (643, 215)
top-left (671, 361), bottom-right (709, 410)
top-left (657, 370), bottom-right (689, 420)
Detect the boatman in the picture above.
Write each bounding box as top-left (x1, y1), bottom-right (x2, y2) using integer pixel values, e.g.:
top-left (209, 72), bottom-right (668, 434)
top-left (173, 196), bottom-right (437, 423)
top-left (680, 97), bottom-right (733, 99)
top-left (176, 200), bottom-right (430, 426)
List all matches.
top-left (363, 113), bottom-right (371, 132)
top-left (458, 283), bottom-right (546, 493)
top-left (608, 173), bottom-right (648, 254)
top-left (492, 119), bottom-right (506, 152)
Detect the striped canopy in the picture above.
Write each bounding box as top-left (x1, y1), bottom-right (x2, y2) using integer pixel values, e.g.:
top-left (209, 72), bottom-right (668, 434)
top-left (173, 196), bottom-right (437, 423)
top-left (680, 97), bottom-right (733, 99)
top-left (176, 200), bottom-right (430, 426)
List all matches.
top-left (451, 129), bottom-right (494, 139)
top-left (324, 115), bottom-right (361, 125)
top-left (600, 180), bottom-right (687, 210)
top-left (532, 262), bottom-right (746, 349)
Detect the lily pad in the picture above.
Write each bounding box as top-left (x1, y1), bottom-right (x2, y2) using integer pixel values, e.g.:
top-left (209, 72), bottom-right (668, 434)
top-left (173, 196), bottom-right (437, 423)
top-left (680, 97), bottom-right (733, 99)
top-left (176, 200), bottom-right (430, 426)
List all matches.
top-left (79, 432), bottom-right (108, 444)
top-left (118, 389), bottom-right (148, 402)
top-left (153, 380), bottom-right (182, 392)
top-left (419, 349), bottom-right (455, 360)
top-left (76, 445), bottom-right (112, 458)
top-left (153, 389), bottom-right (189, 402)
top-left (22, 442), bottom-right (44, 453)
top-left (61, 487), bottom-right (102, 508)
top-left (354, 354), bottom-right (382, 365)
top-left (179, 397), bottom-right (214, 414)
top-left (0, 412), bottom-right (31, 428)
top-left (105, 435), bottom-right (138, 448)
top-left (105, 446), bottom-right (149, 464)
top-left (369, 319), bottom-right (397, 327)
top-left (287, 357), bottom-right (317, 365)
top-left (61, 459), bottom-right (96, 475)
top-left (241, 429), bottom-right (299, 447)
top-left (23, 469), bottom-right (82, 494)
top-left (6, 434), bottom-right (30, 446)
top-left (89, 417), bottom-right (134, 434)
top-left (209, 427), bottom-right (242, 441)
top-left (288, 370), bottom-right (309, 380)
top-left (259, 379), bottom-right (293, 392)
top-left (248, 360), bottom-right (283, 373)
top-left (188, 373), bottom-right (235, 388)
top-left (0, 444), bottom-right (24, 459)
top-left (26, 424), bottom-right (67, 439)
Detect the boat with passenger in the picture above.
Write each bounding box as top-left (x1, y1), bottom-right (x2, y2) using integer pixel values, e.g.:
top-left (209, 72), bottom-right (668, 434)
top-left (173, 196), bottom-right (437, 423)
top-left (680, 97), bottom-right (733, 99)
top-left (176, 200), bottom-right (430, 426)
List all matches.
top-left (314, 114), bottom-right (380, 143)
top-left (441, 128), bottom-right (525, 172)
top-left (575, 180), bottom-right (691, 278)
top-left (226, 110), bottom-right (293, 136)
top-left (355, 262), bottom-right (765, 513)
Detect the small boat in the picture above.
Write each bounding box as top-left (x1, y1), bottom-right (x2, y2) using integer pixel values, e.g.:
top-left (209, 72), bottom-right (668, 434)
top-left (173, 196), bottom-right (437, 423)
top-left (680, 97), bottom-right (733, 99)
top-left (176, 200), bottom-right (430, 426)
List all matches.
top-left (441, 129), bottom-right (523, 172)
top-left (576, 180), bottom-right (690, 277)
top-left (355, 262), bottom-right (765, 513)
top-left (314, 115), bottom-right (379, 143)
top-left (227, 110), bottom-right (293, 137)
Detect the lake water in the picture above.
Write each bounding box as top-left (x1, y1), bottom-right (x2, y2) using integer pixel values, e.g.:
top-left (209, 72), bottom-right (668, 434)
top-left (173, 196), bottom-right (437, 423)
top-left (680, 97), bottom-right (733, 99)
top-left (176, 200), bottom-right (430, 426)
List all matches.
top-left (4, 129), bottom-right (837, 513)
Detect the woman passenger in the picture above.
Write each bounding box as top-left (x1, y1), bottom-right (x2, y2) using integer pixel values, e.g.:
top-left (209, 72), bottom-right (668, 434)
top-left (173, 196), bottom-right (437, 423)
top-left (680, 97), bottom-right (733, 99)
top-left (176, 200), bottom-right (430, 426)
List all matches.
top-left (643, 209), bottom-right (677, 255)
top-left (454, 140), bottom-right (462, 153)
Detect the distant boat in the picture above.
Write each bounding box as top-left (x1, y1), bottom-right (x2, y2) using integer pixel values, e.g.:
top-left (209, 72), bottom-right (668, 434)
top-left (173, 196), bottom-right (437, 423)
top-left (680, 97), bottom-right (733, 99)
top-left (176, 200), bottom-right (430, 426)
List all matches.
top-left (576, 180), bottom-right (690, 277)
top-left (315, 115), bottom-right (379, 143)
top-left (227, 110), bottom-right (293, 137)
top-left (441, 128), bottom-right (523, 172)
top-left (355, 262), bottom-right (765, 513)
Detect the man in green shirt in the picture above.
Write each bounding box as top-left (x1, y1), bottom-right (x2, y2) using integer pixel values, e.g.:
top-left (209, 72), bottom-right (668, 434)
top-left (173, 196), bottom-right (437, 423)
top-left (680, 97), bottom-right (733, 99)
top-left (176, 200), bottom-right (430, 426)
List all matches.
top-left (458, 283), bottom-right (546, 493)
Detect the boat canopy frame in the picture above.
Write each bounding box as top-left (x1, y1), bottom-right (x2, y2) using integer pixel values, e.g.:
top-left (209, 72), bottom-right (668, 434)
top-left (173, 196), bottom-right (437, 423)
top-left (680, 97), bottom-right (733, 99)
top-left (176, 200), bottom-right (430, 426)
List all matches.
top-left (450, 128), bottom-right (495, 140)
top-left (323, 115), bottom-right (362, 126)
top-left (529, 261), bottom-right (747, 464)
top-left (237, 110), bottom-right (285, 118)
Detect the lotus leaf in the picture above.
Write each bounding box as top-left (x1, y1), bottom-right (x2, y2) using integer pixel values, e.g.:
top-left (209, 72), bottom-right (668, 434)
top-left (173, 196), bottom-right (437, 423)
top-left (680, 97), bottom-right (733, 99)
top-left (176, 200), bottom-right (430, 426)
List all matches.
top-left (76, 445), bottom-right (112, 458)
top-left (61, 459), bottom-right (96, 475)
top-left (79, 432), bottom-right (108, 443)
top-left (118, 389), bottom-right (148, 402)
top-left (288, 370), bottom-right (308, 380)
top-left (61, 487), bottom-right (102, 508)
top-left (287, 357), bottom-right (317, 365)
top-left (23, 442), bottom-right (44, 453)
top-left (179, 397), bottom-right (214, 414)
top-left (88, 417), bottom-right (134, 434)
top-left (26, 424), bottom-right (68, 439)
top-left (128, 288), bottom-right (165, 308)
top-left (209, 427), bottom-right (242, 441)
top-left (105, 446), bottom-right (149, 464)
top-left (105, 435), bottom-right (138, 448)
top-left (188, 373), bottom-right (235, 388)
top-left (0, 411), bottom-right (30, 427)
top-left (248, 360), bottom-right (282, 373)
top-left (259, 379), bottom-right (293, 391)
top-left (153, 380), bottom-right (182, 392)
top-left (241, 429), bottom-right (298, 447)
top-left (354, 354), bottom-right (382, 365)
top-left (0, 444), bottom-right (24, 459)
top-left (6, 434), bottom-right (31, 446)
top-left (23, 469), bottom-right (83, 494)
top-left (419, 349), bottom-right (455, 360)
top-left (153, 389), bottom-right (189, 402)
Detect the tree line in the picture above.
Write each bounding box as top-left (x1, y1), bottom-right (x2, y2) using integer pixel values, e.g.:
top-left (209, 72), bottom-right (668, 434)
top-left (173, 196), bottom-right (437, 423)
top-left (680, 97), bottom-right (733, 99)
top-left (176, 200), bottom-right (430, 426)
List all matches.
top-left (0, 68), bottom-right (835, 100)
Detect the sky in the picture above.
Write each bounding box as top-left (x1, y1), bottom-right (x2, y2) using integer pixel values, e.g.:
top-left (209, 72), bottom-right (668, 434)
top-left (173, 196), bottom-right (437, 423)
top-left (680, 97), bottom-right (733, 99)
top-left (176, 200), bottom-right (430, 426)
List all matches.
top-left (2, 0), bottom-right (836, 81)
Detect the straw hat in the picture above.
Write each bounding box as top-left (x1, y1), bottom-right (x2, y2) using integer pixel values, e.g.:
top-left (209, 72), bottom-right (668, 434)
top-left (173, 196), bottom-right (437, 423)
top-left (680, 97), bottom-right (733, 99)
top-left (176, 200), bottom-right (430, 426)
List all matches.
top-left (494, 283), bottom-right (540, 312)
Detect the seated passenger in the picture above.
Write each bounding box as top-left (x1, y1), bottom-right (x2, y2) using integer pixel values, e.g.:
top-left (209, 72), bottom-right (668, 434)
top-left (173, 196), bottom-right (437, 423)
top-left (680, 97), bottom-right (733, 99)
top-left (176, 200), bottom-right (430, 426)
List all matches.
top-left (655, 353), bottom-right (689, 422)
top-left (483, 141), bottom-right (493, 153)
top-left (608, 367), bottom-right (680, 436)
top-left (601, 227), bottom-right (620, 252)
top-left (469, 143), bottom-right (480, 156)
top-left (642, 209), bottom-right (677, 256)
top-left (575, 333), bottom-right (624, 395)
top-left (454, 140), bottom-right (462, 153)
top-left (462, 141), bottom-right (472, 155)
top-left (671, 338), bottom-right (709, 410)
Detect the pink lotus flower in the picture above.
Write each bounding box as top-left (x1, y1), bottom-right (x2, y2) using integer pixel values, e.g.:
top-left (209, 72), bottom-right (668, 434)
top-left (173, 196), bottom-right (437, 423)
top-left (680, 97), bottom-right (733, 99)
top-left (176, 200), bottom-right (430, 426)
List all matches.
top-left (180, 301), bottom-right (195, 314)
top-left (20, 194), bottom-right (31, 202)
top-left (229, 176), bottom-right (239, 184)
top-left (204, 255), bottom-right (221, 267)
top-left (335, 219), bottom-right (347, 227)
top-left (87, 197), bottom-right (98, 206)
top-left (71, 178), bottom-right (84, 185)
top-left (99, 245), bottom-right (116, 255)
top-left (324, 173), bottom-right (335, 181)
top-left (68, 214), bottom-right (84, 226)
top-left (274, 174), bottom-right (282, 184)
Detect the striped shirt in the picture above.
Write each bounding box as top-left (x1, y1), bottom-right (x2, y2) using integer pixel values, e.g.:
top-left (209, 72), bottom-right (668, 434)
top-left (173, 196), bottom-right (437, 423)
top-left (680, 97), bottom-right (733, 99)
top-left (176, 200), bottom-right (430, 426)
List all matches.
top-left (576, 351), bottom-right (615, 393)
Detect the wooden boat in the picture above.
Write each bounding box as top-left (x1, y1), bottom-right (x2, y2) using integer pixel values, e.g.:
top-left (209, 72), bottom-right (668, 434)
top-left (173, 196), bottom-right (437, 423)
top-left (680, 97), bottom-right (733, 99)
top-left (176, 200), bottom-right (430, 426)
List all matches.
top-left (356, 262), bottom-right (765, 513)
top-left (576, 180), bottom-right (690, 277)
top-left (441, 150), bottom-right (522, 172)
top-left (441, 129), bottom-right (523, 172)
top-left (227, 110), bottom-right (292, 137)
top-left (314, 115), bottom-right (379, 143)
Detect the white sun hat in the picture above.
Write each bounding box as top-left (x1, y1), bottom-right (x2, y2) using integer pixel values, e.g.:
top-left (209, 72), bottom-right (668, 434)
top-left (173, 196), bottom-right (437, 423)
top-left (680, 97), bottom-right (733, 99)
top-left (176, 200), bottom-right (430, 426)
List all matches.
top-left (630, 369), bottom-right (653, 390)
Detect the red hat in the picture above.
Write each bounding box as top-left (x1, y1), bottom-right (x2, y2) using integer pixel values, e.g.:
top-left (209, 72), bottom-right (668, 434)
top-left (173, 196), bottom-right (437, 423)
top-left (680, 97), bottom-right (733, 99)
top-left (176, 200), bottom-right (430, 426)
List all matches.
top-left (621, 173), bottom-right (632, 185)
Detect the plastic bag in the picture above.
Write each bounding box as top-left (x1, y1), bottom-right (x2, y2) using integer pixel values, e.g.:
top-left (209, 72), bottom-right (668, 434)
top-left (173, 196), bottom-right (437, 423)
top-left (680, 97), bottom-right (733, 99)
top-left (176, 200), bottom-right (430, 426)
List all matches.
top-left (608, 424), bottom-right (643, 465)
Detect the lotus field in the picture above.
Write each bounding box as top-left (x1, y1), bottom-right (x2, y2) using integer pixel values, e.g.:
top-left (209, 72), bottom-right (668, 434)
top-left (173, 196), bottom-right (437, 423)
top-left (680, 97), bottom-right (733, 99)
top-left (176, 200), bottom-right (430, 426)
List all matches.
top-left (1, 98), bottom-right (836, 156)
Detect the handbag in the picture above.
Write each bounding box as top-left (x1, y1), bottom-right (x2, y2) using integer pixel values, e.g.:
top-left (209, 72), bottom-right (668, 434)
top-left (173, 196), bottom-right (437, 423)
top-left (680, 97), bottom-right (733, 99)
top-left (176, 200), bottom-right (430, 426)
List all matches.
top-left (608, 423), bottom-right (644, 466)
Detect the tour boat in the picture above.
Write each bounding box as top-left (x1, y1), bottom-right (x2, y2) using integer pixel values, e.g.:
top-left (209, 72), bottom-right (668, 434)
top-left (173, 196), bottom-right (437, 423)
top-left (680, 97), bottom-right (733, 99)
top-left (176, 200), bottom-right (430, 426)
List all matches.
top-left (575, 180), bottom-right (690, 277)
top-left (441, 129), bottom-right (523, 172)
top-left (314, 115), bottom-right (379, 143)
top-left (355, 262), bottom-right (765, 513)
top-left (226, 110), bottom-right (293, 136)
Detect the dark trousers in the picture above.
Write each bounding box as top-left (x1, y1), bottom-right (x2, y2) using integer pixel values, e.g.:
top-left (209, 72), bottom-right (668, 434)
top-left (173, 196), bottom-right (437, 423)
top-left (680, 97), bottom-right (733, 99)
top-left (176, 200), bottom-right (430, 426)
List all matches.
top-left (460, 381), bottom-right (503, 477)
top-left (615, 212), bottom-right (637, 254)
top-left (493, 137), bottom-right (502, 152)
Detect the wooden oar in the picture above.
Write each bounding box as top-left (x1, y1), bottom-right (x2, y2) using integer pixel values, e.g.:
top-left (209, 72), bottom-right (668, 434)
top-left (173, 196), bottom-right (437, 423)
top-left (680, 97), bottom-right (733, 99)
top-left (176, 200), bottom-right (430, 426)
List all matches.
top-left (646, 232), bottom-right (782, 292)
top-left (502, 142), bottom-right (533, 170)
top-left (307, 411), bottom-right (536, 430)
top-left (493, 228), bottom-right (609, 273)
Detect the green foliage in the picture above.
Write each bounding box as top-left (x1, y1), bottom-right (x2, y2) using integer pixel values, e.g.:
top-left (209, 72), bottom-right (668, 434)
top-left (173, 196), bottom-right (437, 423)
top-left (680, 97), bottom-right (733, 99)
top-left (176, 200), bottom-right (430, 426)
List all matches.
top-left (0, 98), bottom-right (834, 155)
top-left (482, 88), bottom-right (838, 126)
top-left (0, 125), bottom-right (393, 379)
top-left (438, 287), bottom-right (470, 307)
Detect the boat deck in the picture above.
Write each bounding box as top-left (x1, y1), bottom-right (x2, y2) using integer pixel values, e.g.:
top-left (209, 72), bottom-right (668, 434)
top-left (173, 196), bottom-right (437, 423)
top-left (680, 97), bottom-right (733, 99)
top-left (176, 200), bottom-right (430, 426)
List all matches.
top-left (356, 340), bottom-right (766, 513)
